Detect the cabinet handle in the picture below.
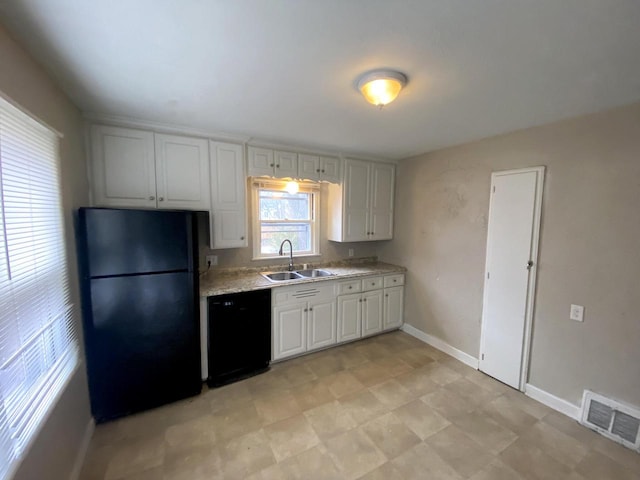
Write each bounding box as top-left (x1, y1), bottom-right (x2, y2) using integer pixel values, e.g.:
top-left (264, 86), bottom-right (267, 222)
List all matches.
top-left (393, 279), bottom-right (397, 282)
top-left (363, 298), bottom-right (367, 302)
top-left (385, 294), bottom-right (389, 297)
top-left (158, 197), bottom-right (164, 201)
top-left (240, 236), bottom-right (245, 240)
top-left (149, 196), bottom-right (155, 201)
top-left (371, 282), bottom-right (375, 286)
top-left (270, 163), bottom-right (274, 167)
top-left (322, 169), bottom-right (325, 173)
top-left (359, 299), bottom-right (362, 303)
top-left (304, 308), bottom-right (308, 312)
top-left (348, 286), bottom-right (352, 290)
top-left (316, 169), bottom-right (320, 173)
top-left (276, 164), bottom-right (280, 168)
top-left (309, 307), bottom-right (313, 311)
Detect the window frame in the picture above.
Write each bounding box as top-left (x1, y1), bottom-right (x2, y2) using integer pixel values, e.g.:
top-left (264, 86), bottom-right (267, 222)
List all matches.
top-left (251, 179), bottom-right (320, 260)
top-left (0, 94), bottom-right (78, 480)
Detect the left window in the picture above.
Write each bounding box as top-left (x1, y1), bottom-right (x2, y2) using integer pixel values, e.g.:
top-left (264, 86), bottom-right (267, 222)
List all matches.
top-left (0, 96), bottom-right (77, 479)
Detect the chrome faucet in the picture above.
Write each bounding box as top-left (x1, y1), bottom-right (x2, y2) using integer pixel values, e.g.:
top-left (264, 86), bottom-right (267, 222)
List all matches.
top-left (278, 239), bottom-right (294, 271)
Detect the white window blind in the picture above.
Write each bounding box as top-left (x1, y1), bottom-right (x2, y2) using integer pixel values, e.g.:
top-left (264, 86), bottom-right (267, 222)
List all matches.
top-left (0, 96), bottom-right (77, 479)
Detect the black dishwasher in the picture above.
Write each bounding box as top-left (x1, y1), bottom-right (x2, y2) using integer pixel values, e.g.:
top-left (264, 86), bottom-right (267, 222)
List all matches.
top-left (207, 289), bottom-right (271, 387)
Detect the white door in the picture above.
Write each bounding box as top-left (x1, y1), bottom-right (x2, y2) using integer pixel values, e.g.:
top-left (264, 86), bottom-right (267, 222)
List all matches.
top-left (383, 286), bottom-right (404, 330)
top-left (273, 303), bottom-right (307, 360)
top-left (337, 293), bottom-right (362, 342)
top-left (307, 300), bottom-right (336, 351)
top-left (90, 125), bottom-right (156, 208)
top-left (209, 141), bottom-right (247, 249)
top-left (154, 133), bottom-right (210, 210)
top-left (362, 290), bottom-right (383, 337)
top-left (480, 167), bottom-right (545, 389)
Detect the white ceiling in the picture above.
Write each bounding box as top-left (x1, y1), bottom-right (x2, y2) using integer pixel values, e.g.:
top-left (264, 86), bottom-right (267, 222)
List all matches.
top-left (1, 1), bottom-right (639, 160)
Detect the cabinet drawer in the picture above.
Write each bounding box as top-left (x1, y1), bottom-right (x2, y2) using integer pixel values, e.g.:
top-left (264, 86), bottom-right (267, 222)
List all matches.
top-left (338, 279), bottom-right (361, 295)
top-left (273, 282), bottom-right (335, 306)
top-left (384, 274), bottom-right (405, 288)
top-left (362, 276), bottom-right (383, 291)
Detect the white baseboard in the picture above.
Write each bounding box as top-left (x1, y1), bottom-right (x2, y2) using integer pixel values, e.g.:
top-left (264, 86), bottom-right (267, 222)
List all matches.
top-left (69, 418), bottom-right (95, 480)
top-left (525, 384), bottom-right (581, 420)
top-left (401, 323), bottom-right (479, 369)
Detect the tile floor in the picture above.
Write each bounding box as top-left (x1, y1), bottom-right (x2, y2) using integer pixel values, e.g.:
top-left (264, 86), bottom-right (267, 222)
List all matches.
top-left (79, 331), bottom-right (640, 480)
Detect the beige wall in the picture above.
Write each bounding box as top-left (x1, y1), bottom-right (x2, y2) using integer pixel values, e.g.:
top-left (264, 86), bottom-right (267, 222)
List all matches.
top-left (207, 182), bottom-right (381, 269)
top-left (379, 102), bottom-right (640, 408)
top-left (0, 23), bottom-right (92, 480)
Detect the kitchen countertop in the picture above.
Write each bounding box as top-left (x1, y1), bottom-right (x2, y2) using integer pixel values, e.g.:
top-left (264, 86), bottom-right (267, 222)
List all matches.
top-left (199, 259), bottom-right (406, 297)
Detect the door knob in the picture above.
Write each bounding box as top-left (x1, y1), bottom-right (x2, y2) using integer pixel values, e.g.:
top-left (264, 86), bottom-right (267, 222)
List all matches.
top-left (527, 260), bottom-right (534, 270)
top-left (158, 197), bottom-right (164, 201)
top-left (149, 196), bottom-right (155, 201)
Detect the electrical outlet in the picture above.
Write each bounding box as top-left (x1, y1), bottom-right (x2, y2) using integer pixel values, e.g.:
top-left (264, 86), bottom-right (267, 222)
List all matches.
top-left (206, 255), bottom-right (218, 267)
top-left (570, 304), bottom-right (584, 322)
top-left (348, 248), bottom-right (354, 257)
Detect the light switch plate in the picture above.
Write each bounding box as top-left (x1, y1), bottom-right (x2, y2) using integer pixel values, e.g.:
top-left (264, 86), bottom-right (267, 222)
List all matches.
top-left (206, 254), bottom-right (218, 266)
top-left (570, 304), bottom-right (584, 322)
top-left (348, 248), bottom-right (354, 257)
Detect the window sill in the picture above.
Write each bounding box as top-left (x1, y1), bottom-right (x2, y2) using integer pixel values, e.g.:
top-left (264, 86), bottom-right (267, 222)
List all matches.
top-left (252, 253), bottom-right (322, 261)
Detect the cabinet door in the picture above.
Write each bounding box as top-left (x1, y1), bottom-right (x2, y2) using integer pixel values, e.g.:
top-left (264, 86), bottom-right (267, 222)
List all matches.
top-left (320, 156), bottom-right (341, 184)
top-left (209, 141), bottom-right (247, 249)
top-left (362, 289), bottom-right (383, 337)
top-left (298, 153), bottom-right (320, 182)
top-left (343, 159), bottom-right (370, 241)
top-left (247, 147), bottom-right (275, 177)
top-left (369, 163), bottom-right (395, 240)
top-left (307, 299), bottom-right (336, 351)
top-left (337, 293), bottom-right (362, 343)
top-left (383, 286), bottom-right (404, 330)
top-left (90, 125), bottom-right (156, 207)
top-left (274, 151), bottom-right (298, 178)
top-left (273, 303), bottom-right (307, 360)
top-left (155, 134), bottom-right (210, 210)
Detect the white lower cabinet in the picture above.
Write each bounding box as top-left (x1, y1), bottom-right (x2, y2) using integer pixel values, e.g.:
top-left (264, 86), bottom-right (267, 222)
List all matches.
top-left (337, 293), bottom-right (362, 342)
top-left (362, 289), bottom-right (384, 337)
top-left (383, 285), bottom-right (404, 330)
top-left (273, 303), bottom-right (307, 360)
top-left (273, 273), bottom-right (404, 361)
top-left (307, 299), bottom-right (337, 350)
top-left (272, 283), bottom-right (336, 361)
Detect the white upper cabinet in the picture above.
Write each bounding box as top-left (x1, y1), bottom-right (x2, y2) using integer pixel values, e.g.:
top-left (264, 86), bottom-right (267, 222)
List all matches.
top-left (274, 150), bottom-right (298, 178)
top-left (246, 147), bottom-right (275, 177)
top-left (327, 158), bottom-right (395, 242)
top-left (298, 154), bottom-right (341, 183)
top-left (209, 141), bottom-right (247, 249)
top-left (90, 125), bottom-right (156, 208)
top-left (90, 125), bottom-right (210, 210)
top-left (247, 146), bottom-right (297, 178)
top-left (154, 133), bottom-right (210, 210)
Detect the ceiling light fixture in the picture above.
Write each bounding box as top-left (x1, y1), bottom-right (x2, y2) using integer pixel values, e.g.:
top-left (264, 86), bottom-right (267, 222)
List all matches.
top-left (357, 70), bottom-right (408, 108)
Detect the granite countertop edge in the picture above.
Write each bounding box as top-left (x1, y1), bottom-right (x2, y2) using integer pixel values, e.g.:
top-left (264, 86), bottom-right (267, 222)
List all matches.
top-left (199, 261), bottom-right (406, 297)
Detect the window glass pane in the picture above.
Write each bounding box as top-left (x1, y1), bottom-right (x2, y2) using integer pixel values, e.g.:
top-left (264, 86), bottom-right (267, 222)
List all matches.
top-left (259, 190), bottom-right (310, 221)
top-left (260, 223), bottom-right (311, 254)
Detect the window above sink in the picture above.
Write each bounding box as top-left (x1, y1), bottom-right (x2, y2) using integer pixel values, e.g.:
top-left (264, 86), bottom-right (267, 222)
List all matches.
top-left (251, 179), bottom-right (320, 260)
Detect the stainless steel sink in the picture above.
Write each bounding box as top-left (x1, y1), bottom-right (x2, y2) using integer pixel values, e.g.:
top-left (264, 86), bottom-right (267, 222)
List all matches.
top-left (295, 269), bottom-right (333, 278)
top-left (261, 271), bottom-right (303, 282)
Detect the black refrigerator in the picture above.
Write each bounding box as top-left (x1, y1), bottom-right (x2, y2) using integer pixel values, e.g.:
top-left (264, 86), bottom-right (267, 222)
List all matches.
top-left (76, 207), bottom-right (207, 422)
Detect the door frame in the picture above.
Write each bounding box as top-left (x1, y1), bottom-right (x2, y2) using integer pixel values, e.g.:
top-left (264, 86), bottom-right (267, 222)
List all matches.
top-left (479, 166), bottom-right (545, 391)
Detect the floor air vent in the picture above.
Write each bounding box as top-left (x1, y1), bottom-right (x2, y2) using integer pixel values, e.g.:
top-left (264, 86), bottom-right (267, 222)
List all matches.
top-left (580, 390), bottom-right (640, 451)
